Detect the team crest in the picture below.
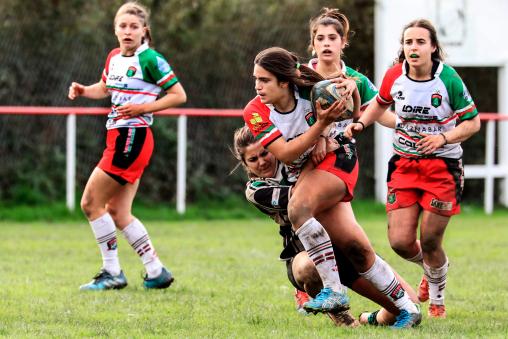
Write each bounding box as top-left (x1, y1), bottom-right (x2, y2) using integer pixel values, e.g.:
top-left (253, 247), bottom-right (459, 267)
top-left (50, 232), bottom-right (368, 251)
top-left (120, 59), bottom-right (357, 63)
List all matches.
top-left (431, 92), bottom-right (442, 108)
top-left (387, 192), bottom-right (396, 204)
top-left (305, 112), bottom-right (316, 126)
top-left (249, 112), bottom-right (269, 133)
top-left (126, 66), bottom-right (137, 77)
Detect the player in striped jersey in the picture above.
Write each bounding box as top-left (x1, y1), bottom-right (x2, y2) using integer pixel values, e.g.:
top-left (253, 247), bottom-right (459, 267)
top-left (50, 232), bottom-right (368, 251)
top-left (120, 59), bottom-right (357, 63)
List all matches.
top-left (244, 47), bottom-right (421, 328)
top-left (345, 19), bottom-right (481, 318)
top-left (232, 125), bottom-right (419, 327)
top-left (68, 2), bottom-right (186, 291)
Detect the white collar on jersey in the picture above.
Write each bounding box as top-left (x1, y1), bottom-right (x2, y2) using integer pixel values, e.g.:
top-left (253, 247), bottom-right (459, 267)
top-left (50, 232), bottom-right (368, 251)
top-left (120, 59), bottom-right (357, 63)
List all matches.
top-left (402, 59), bottom-right (444, 78)
top-left (307, 58), bottom-right (347, 76)
top-left (133, 42), bottom-right (150, 56)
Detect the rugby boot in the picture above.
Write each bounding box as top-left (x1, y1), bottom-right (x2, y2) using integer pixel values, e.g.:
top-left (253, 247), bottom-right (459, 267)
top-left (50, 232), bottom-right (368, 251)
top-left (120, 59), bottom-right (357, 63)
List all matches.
top-left (79, 269), bottom-right (128, 291)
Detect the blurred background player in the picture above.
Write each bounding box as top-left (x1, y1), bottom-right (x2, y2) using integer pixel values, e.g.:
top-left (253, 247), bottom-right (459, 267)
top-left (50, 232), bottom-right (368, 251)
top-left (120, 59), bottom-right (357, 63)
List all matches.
top-left (232, 125), bottom-right (420, 327)
top-left (345, 19), bottom-right (480, 318)
top-left (68, 1), bottom-right (186, 290)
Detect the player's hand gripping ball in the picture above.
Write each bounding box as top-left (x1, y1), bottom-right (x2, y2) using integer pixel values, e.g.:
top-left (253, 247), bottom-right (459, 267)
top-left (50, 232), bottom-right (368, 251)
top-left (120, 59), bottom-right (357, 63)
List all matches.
top-left (311, 80), bottom-right (354, 121)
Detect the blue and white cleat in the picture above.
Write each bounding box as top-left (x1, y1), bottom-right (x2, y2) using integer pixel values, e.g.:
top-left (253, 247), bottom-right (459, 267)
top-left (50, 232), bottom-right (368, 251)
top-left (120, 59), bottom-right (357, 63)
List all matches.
top-left (143, 267), bottom-right (174, 289)
top-left (303, 287), bottom-right (350, 314)
top-left (79, 269), bottom-right (128, 291)
top-left (390, 309), bottom-right (422, 329)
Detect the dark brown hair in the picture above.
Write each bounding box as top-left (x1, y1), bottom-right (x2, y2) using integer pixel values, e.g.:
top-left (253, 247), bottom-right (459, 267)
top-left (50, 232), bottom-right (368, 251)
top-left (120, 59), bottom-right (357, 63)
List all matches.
top-left (115, 1), bottom-right (153, 47)
top-left (397, 19), bottom-right (444, 63)
top-left (254, 47), bottom-right (324, 88)
top-left (309, 8), bottom-right (352, 53)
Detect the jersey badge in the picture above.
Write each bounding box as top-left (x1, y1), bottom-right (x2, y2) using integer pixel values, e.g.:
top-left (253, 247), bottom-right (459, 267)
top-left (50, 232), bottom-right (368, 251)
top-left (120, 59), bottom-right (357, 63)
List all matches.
top-left (305, 112), bottom-right (316, 126)
top-left (387, 191), bottom-right (396, 204)
top-left (249, 112), bottom-right (269, 132)
top-left (431, 92), bottom-right (442, 108)
top-left (126, 66), bottom-right (137, 77)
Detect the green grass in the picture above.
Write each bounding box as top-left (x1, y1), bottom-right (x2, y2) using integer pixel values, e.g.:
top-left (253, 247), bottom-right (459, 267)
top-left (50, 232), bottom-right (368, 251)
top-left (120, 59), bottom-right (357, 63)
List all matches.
top-left (0, 209), bottom-right (507, 337)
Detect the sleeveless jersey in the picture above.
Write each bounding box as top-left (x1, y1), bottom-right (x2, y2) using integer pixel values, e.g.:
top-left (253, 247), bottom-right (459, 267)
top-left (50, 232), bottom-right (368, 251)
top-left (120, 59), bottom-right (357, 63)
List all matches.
top-left (243, 87), bottom-right (339, 183)
top-left (377, 61), bottom-right (477, 159)
top-left (101, 43), bottom-right (179, 129)
top-left (308, 59), bottom-right (378, 131)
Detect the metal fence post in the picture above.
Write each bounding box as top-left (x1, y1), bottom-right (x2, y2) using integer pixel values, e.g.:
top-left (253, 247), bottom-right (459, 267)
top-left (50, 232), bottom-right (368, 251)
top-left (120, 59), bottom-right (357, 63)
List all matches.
top-left (66, 113), bottom-right (76, 211)
top-left (177, 115), bottom-right (187, 214)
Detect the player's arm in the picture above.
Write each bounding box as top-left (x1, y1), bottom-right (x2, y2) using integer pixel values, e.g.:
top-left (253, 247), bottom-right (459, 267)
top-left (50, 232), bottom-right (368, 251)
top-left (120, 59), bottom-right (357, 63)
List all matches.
top-left (245, 180), bottom-right (291, 212)
top-left (117, 82), bottom-right (187, 117)
top-left (268, 100), bottom-right (345, 164)
top-left (68, 80), bottom-right (109, 100)
top-left (416, 115), bottom-right (480, 154)
top-left (376, 110), bottom-right (397, 129)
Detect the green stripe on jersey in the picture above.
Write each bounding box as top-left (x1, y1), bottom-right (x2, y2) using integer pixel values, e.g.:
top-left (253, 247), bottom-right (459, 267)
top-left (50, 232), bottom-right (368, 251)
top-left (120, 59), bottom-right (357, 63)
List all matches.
top-left (439, 64), bottom-right (478, 120)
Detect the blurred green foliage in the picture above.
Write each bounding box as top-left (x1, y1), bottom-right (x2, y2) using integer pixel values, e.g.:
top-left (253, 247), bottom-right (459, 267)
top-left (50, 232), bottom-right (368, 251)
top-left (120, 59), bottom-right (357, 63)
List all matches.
top-left (0, 0), bottom-right (497, 207)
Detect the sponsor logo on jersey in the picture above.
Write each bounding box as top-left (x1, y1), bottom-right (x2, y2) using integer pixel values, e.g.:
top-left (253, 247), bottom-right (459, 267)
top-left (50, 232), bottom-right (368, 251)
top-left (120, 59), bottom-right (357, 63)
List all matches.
top-left (156, 56), bottom-right (170, 73)
top-left (305, 112), bottom-right (316, 126)
top-left (126, 66), bottom-right (137, 77)
top-left (109, 74), bottom-right (124, 82)
top-left (431, 92), bottom-right (442, 108)
top-left (249, 112), bottom-right (270, 133)
top-left (430, 198), bottom-right (453, 211)
top-left (402, 105), bottom-right (430, 114)
top-left (395, 91), bottom-right (405, 100)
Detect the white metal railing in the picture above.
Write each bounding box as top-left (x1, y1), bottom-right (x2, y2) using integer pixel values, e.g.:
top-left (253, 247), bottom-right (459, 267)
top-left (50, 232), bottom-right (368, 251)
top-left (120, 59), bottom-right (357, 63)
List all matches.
top-left (1, 107), bottom-right (506, 214)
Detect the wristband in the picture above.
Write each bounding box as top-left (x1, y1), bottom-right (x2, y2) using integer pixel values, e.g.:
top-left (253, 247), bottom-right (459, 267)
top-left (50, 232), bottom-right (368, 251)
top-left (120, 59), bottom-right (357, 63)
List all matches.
top-left (440, 132), bottom-right (448, 145)
top-left (357, 121), bottom-right (365, 131)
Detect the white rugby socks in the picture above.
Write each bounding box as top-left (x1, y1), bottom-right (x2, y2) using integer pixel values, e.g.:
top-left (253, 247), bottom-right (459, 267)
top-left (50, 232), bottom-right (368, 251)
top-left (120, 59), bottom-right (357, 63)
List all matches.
top-left (424, 259), bottom-right (449, 305)
top-left (295, 218), bottom-right (344, 293)
top-left (89, 213), bottom-right (121, 276)
top-left (360, 255), bottom-right (418, 313)
top-left (122, 218), bottom-right (163, 278)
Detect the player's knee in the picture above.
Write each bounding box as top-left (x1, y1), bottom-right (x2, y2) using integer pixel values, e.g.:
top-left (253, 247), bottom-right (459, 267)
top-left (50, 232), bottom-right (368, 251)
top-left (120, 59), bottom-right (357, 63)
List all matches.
top-left (421, 235), bottom-right (440, 253)
top-left (389, 238), bottom-right (415, 257)
top-left (80, 195), bottom-right (95, 218)
top-left (288, 196), bottom-right (313, 227)
top-left (294, 260), bottom-right (321, 297)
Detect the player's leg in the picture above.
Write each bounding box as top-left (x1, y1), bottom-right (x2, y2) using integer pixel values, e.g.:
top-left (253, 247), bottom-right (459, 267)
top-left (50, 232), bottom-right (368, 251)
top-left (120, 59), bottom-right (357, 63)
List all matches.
top-left (318, 202), bottom-right (421, 329)
top-left (107, 180), bottom-right (173, 289)
top-left (288, 170), bottom-right (349, 313)
top-left (420, 210), bottom-right (450, 318)
top-left (290, 251), bottom-right (358, 327)
top-left (79, 167), bottom-right (127, 290)
top-left (357, 263), bottom-right (420, 325)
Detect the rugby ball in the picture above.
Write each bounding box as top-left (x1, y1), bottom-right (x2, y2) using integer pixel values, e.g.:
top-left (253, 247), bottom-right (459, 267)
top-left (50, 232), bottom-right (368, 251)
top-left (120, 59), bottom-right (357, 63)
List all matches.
top-left (310, 80), bottom-right (354, 121)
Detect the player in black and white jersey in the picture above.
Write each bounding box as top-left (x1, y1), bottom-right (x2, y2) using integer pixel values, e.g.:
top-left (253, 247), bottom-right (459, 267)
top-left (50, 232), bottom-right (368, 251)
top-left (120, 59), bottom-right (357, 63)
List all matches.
top-left (233, 126), bottom-right (419, 327)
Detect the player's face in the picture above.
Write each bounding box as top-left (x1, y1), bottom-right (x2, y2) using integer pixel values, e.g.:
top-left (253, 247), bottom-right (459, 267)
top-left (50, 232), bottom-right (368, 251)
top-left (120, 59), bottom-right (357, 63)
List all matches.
top-left (243, 142), bottom-right (276, 178)
top-left (253, 64), bottom-right (289, 106)
top-left (115, 14), bottom-right (147, 55)
top-left (313, 24), bottom-right (346, 64)
top-left (403, 27), bottom-right (436, 70)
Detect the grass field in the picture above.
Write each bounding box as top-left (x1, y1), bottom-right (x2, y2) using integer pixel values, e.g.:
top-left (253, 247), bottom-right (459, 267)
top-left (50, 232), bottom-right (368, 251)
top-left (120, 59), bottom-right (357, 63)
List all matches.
top-left (1, 205), bottom-right (507, 338)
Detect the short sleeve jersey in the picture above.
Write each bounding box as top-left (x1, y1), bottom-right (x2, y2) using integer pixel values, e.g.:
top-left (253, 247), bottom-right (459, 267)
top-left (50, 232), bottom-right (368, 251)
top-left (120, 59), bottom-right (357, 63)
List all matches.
top-left (377, 61), bottom-right (477, 159)
top-left (308, 59), bottom-right (378, 131)
top-left (243, 87), bottom-right (336, 183)
top-left (102, 43), bottom-right (179, 129)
